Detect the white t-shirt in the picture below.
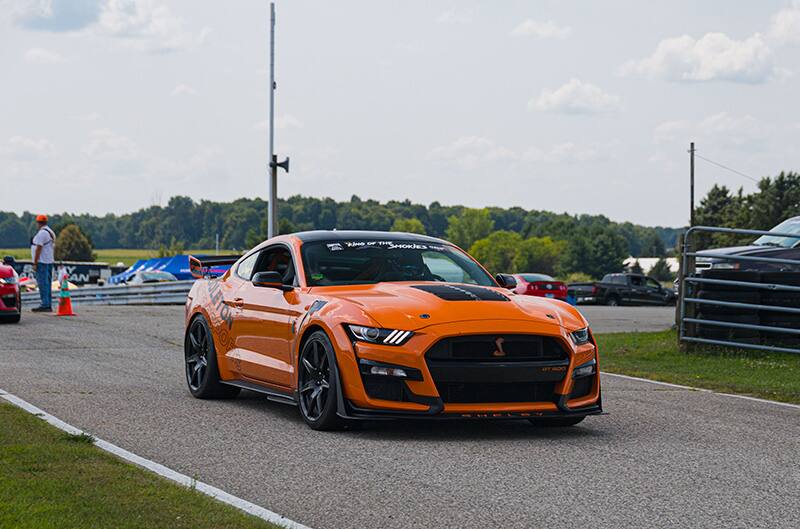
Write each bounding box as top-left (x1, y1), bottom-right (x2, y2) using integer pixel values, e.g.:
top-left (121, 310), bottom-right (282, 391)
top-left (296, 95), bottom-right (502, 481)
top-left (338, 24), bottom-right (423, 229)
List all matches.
top-left (31, 226), bottom-right (56, 264)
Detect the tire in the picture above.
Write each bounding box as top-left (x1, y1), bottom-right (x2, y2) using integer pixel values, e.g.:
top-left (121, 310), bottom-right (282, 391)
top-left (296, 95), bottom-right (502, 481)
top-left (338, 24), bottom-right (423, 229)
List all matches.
top-left (528, 416), bottom-right (586, 427)
top-left (0, 313), bottom-right (20, 323)
top-left (606, 295), bottom-right (620, 307)
top-left (297, 330), bottom-right (343, 431)
top-left (185, 315), bottom-right (240, 399)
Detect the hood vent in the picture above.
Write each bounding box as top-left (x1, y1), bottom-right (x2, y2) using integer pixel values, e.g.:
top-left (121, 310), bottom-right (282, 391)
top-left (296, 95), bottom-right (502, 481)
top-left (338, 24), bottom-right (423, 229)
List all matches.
top-left (412, 284), bottom-right (510, 302)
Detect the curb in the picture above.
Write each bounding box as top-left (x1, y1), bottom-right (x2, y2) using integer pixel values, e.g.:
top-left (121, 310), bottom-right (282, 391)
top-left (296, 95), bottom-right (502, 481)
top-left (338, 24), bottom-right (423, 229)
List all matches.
top-left (603, 372), bottom-right (800, 410)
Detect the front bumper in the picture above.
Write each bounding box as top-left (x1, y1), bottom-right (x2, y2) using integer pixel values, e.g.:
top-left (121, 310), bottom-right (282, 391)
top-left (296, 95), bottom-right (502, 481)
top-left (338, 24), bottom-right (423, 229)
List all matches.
top-left (331, 320), bottom-right (602, 420)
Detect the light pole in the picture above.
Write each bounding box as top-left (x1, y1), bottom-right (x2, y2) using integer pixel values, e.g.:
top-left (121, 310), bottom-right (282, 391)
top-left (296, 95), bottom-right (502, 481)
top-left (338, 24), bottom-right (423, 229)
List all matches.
top-left (267, 1), bottom-right (289, 239)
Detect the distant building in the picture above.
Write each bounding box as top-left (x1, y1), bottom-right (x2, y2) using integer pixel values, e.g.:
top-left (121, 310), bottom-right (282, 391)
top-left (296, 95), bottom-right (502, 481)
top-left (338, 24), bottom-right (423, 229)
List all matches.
top-left (624, 257), bottom-right (679, 274)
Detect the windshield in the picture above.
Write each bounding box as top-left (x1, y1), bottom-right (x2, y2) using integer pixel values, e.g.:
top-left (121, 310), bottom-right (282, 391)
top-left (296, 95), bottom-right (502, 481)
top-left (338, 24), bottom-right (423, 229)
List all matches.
top-left (301, 239), bottom-right (495, 287)
top-left (753, 218), bottom-right (800, 248)
top-left (520, 274), bottom-right (554, 282)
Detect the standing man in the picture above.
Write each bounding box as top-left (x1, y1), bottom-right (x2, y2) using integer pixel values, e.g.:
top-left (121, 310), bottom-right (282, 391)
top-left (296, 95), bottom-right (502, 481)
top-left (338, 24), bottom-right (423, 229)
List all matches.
top-left (31, 214), bottom-right (56, 312)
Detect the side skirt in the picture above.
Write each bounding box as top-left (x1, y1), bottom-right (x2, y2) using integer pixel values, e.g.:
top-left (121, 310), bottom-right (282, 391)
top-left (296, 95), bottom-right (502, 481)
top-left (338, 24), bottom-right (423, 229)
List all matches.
top-left (220, 379), bottom-right (297, 407)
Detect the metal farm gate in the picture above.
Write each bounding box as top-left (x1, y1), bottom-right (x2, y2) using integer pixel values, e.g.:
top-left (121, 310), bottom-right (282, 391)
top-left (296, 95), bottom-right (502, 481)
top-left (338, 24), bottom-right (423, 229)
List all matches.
top-left (679, 226), bottom-right (800, 354)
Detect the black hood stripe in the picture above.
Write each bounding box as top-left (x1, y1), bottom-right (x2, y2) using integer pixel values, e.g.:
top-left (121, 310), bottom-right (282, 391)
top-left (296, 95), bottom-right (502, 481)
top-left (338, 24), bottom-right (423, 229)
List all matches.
top-left (411, 284), bottom-right (510, 302)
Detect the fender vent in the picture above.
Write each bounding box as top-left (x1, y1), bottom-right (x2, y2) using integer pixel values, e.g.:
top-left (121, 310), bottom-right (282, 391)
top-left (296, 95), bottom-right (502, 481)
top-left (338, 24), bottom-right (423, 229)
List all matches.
top-left (411, 284), bottom-right (509, 301)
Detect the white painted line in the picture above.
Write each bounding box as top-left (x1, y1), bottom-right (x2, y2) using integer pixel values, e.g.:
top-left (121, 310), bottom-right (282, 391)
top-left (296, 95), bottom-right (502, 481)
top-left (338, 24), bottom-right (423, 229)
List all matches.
top-left (0, 389), bottom-right (314, 529)
top-left (602, 372), bottom-right (800, 410)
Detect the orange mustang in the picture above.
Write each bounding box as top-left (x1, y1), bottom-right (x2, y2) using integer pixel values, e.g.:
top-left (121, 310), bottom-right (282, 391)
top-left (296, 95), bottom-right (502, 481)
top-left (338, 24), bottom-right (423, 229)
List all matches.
top-left (184, 231), bottom-right (602, 430)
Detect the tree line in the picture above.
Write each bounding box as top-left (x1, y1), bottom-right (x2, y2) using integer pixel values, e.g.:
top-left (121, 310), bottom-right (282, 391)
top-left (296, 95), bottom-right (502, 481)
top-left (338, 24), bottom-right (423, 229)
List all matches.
top-left (693, 171), bottom-right (800, 250)
top-left (2, 194), bottom-right (682, 278)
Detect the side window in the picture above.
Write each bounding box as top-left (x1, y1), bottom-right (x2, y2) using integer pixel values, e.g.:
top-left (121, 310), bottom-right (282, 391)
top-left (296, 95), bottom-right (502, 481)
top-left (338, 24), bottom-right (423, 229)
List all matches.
top-left (646, 278), bottom-right (661, 289)
top-left (236, 252), bottom-right (259, 280)
top-left (253, 246), bottom-right (297, 285)
top-left (630, 276), bottom-right (644, 286)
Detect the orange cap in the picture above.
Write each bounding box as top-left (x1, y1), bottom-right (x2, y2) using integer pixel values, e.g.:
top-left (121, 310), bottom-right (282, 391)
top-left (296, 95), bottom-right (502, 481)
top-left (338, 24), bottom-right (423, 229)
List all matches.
top-left (36, 214), bottom-right (48, 222)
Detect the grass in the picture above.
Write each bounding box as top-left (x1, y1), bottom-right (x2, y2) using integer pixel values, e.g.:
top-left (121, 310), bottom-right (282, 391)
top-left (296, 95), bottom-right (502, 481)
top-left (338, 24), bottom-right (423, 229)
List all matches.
top-left (0, 249), bottom-right (232, 267)
top-left (596, 329), bottom-right (800, 404)
top-left (0, 402), bottom-right (281, 529)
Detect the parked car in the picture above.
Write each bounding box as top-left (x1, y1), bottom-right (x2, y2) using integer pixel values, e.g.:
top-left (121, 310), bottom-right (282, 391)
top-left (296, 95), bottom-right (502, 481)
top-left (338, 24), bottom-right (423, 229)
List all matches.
top-left (512, 273), bottom-right (568, 301)
top-left (0, 256), bottom-right (21, 323)
top-left (696, 216), bottom-right (800, 272)
top-left (125, 270), bottom-right (178, 285)
top-left (569, 273), bottom-right (676, 306)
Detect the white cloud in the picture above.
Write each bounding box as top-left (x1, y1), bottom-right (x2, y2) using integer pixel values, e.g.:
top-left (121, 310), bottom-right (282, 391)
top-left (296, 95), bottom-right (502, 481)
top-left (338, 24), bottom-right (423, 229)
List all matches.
top-left (531, 79), bottom-right (621, 114)
top-left (72, 112), bottom-right (101, 121)
top-left (511, 19), bottom-right (571, 40)
top-left (653, 120), bottom-right (692, 143)
top-left (96, 0), bottom-right (210, 53)
top-left (3, 136), bottom-right (56, 160)
top-left (653, 112), bottom-right (763, 147)
top-left (82, 129), bottom-right (144, 176)
top-left (170, 84), bottom-right (197, 97)
top-left (621, 32), bottom-right (780, 83)
top-left (254, 114), bottom-right (304, 131)
top-left (83, 129), bottom-right (138, 159)
top-left (429, 137), bottom-right (608, 169)
top-left (769, 0), bottom-right (800, 44)
top-left (428, 136), bottom-right (516, 170)
top-left (12, 0), bottom-right (102, 32)
top-left (436, 7), bottom-right (474, 25)
top-left (24, 47), bottom-right (65, 64)
top-left (523, 142), bottom-right (604, 163)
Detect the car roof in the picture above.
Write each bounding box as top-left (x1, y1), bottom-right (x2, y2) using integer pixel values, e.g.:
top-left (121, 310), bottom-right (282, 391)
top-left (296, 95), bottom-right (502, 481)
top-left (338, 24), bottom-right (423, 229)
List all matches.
top-left (292, 230), bottom-right (448, 245)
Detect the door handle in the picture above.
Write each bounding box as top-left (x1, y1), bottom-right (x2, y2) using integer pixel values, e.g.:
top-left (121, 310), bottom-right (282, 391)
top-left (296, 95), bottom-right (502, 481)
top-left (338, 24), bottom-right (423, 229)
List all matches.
top-left (225, 297), bottom-right (244, 308)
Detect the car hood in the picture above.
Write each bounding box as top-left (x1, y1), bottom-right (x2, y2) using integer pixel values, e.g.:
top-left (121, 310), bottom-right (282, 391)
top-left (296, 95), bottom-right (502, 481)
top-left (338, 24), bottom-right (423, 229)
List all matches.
top-left (696, 245), bottom-right (779, 259)
top-left (310, 282), bottom-right (586, 331)
top-left (0, 264), bottom-right (15, 279)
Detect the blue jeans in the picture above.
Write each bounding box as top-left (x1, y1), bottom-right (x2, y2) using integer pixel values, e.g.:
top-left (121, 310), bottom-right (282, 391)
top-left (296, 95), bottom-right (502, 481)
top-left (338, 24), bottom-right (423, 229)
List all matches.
top-left (36, 263), bottom-right (53, 309)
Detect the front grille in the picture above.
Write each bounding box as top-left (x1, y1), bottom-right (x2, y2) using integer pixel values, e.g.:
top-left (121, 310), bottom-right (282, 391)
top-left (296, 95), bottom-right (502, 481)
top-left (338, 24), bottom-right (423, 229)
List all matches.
top-left (427, 335), bottom-right (567, 362)
top-left (425, 334), bottom-right (568, 404)
top-left (1, 295), bottom-right (16, 308)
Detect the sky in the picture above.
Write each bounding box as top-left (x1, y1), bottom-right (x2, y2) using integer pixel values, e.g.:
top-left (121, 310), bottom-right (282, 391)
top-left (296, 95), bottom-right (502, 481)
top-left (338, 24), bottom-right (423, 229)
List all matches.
top-left (2, 0), bottom-right (800, 227)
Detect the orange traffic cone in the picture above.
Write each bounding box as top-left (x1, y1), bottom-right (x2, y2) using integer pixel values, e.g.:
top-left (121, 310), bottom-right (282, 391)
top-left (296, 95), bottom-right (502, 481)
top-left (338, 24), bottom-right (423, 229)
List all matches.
top-left (56, 273), bottom-right (75, 317)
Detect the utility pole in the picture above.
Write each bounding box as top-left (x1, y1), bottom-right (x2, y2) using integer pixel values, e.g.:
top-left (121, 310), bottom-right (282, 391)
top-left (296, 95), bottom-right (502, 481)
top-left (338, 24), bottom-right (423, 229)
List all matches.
top-left (267, 1), bottom-right (289, 239)
top-left (689, 141), bottom-right (695, 227)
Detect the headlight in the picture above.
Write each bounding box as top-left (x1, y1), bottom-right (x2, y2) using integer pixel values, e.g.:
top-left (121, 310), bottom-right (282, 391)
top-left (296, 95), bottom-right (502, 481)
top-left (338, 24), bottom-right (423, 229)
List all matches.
top-left (710, 261), bottom-right (739, 270)
top-left (570, 327), bottom-right (591, 346)
top-left (0, 276), bottom-right (17, 285)
top-left (347, 325), bottom-right (413, 346)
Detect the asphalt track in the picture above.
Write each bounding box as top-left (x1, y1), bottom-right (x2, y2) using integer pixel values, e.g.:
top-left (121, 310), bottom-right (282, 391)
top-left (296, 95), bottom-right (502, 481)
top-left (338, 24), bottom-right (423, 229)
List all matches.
top-left (2, 306), bottom-right (799, 529)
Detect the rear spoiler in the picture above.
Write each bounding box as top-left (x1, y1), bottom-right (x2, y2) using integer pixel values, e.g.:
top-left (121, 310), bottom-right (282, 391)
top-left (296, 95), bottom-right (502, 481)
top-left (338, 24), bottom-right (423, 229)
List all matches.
top-left (188, 254), bottom-right (241, 279)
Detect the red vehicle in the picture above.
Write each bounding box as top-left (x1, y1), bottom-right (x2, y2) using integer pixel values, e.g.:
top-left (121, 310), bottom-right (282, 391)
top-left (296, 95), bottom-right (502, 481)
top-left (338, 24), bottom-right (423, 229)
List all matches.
top-left (512, 273), bottom-right (568, 302)
top-left (0, 257), bottom-right (21, 323)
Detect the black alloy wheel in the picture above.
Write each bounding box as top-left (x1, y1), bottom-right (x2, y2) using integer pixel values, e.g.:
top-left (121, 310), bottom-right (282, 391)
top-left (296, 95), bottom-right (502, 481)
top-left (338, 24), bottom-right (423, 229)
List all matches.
top-left (298, 331), bottom-right (342, 430)
top-left (186, 319), bottom-right (210, 391)
top-left (184, 315), bottom-right (239, 399)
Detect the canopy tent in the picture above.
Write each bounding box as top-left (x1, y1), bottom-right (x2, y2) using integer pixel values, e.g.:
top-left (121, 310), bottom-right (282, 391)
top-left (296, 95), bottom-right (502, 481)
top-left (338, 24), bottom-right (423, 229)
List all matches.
top-left (108, 255), bottom-right (232, 284)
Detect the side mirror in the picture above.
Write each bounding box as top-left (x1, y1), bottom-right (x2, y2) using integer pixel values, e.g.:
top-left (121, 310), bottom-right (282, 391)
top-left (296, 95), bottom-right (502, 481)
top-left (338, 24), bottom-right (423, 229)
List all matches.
top-left (252, 271), bottom-right (293, 291)
top-left (495, 273), bottom-right (517, 289)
